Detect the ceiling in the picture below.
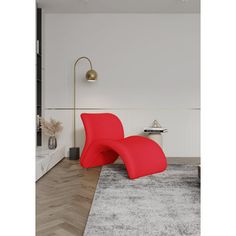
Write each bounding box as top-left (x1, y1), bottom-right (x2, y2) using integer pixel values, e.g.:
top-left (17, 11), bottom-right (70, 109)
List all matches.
top-left (36, 0), bottom-right (200, 14)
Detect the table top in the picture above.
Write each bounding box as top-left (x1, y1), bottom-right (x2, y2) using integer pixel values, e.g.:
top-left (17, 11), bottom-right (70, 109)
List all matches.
top-left (144, 127), bottom-right (167, 133)
top-left (36, 146), bottom-right (65, 158)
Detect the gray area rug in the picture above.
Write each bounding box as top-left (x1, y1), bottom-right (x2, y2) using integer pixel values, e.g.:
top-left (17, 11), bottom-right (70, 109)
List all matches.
top-left (84, 164), bottom-right (200, 236)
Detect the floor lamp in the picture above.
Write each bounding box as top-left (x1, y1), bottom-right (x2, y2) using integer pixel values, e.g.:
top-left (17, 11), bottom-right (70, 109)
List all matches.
top-left (69, 56), bottom-right (97, 160)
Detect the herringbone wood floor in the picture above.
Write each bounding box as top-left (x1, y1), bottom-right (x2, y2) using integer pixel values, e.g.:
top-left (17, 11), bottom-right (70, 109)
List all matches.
top-left (36, 158), bottom-right (101, 236)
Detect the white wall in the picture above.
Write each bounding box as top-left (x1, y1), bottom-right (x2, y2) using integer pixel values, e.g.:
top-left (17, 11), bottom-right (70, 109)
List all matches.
top-left (42, 13), bottom-right (200, 158)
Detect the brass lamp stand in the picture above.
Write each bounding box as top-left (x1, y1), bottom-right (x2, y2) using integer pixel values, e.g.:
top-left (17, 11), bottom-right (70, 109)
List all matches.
top-left (69, 56), bottom-right (97, 160)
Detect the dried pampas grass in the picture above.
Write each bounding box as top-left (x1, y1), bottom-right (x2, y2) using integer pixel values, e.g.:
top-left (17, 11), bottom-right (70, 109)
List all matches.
top-left (40, 117), bottom-right (63, 136)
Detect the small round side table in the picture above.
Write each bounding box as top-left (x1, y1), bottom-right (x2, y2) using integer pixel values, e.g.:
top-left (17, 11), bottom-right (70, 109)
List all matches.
top-left (144, 128), bottom-right (167, 148)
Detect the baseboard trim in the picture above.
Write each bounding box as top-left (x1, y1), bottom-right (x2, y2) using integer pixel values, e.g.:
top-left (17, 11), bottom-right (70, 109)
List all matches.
top-left (114, 157), bottom-right (200, 165)
top-left (167, 157), bottom-right (200, 165)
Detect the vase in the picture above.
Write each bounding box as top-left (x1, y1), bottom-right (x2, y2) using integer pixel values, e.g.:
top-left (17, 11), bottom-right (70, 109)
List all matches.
top-left (48, 136), bottom-right (57, 150)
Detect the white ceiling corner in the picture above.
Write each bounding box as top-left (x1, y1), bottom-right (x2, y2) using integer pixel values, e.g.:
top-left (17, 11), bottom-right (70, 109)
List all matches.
top-left (36, 0), bottom-right (200, 14)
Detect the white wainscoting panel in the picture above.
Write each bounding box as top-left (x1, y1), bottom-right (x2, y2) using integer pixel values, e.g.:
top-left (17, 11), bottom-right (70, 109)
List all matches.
top-left (43, 109), bottom-right (200, 158)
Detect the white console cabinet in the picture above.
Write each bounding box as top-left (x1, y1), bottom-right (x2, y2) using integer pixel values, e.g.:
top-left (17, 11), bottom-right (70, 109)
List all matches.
top-left (36, 146), bottom-right (65, 181)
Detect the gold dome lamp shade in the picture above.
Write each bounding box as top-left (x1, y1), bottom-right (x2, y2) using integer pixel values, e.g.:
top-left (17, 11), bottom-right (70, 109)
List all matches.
top-left (86, 69), bottom-right (97, 82)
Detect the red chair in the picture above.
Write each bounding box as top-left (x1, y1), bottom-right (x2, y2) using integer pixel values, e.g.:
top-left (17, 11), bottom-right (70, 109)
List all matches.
top-left (80, 113), bottom-right (167, 179)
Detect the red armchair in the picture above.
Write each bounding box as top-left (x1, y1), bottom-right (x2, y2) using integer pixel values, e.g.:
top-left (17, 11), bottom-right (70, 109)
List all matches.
top-left (80, 113), bottom-right (167, 179)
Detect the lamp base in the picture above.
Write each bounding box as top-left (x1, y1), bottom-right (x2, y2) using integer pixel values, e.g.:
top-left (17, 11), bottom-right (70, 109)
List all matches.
top-left (69, 147), bottom-right (80, 160)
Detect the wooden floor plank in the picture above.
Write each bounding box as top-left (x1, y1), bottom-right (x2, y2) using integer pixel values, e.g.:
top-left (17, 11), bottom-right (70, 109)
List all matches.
top-left (36, 158), bottom-right (101, 236)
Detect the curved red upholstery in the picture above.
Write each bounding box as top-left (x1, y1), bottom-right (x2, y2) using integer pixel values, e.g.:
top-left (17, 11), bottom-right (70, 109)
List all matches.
top-left (80, 113), bottom-right (167, 179)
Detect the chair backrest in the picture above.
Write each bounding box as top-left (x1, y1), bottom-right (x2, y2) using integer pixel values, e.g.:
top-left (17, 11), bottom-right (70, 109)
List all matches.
top-left (81, 113), bottom-right (124, 154)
